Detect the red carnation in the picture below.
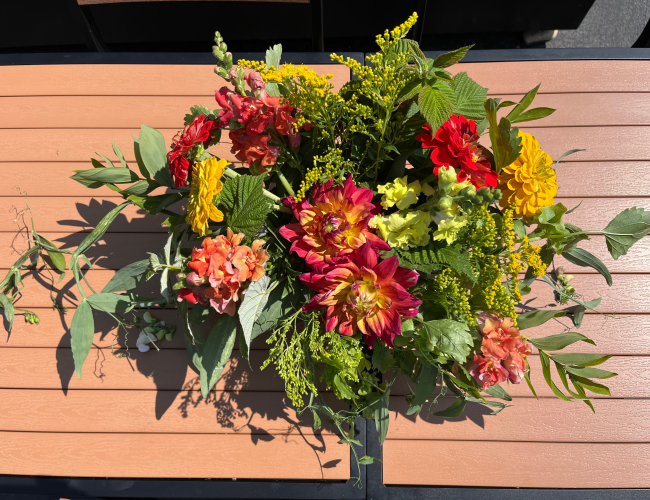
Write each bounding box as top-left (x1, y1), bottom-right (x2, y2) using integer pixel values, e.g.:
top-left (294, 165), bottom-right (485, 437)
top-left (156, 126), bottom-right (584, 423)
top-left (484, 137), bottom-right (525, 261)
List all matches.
top-left (416, 115), bottom-right (498, 189)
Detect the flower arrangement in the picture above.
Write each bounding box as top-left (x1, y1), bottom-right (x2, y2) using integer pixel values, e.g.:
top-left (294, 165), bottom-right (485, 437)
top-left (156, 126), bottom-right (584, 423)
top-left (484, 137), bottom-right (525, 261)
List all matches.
top-left (4, 13), bottom-right (650, 478)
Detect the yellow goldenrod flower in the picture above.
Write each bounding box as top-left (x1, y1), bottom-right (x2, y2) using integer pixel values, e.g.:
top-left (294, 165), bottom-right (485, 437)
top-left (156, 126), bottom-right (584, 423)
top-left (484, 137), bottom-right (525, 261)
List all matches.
top-left (370, 211), bottom-right (433, 250)
top-left (499, 131), bottom-right (557, 220)
top-left (377, 176), bottom-right (422, 210)
top-left (186, 156), bottom-right (227, 236)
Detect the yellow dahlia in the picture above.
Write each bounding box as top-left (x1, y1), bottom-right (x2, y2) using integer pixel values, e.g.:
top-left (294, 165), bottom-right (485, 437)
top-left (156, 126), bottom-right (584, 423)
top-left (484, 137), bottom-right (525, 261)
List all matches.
top-left (498, 131), bottom-right (557, 220)
top-left (186, 156), bottom-right (227, 236)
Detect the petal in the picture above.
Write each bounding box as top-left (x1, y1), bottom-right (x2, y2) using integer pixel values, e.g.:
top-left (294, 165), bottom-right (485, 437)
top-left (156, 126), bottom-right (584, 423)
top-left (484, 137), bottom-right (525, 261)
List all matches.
top-left (374, 256), bottom-right (399, 283)
top-left (356, 242), bottom-right (378, 269)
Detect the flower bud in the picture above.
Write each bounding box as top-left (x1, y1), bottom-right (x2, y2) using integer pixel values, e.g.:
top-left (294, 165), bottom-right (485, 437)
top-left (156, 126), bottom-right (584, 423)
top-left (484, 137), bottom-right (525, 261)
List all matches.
top-left (555, 266), bottom-right (565, 277)
top-left (144, 326), bottom-right (156, 334)
top-left (155, 330), bottom-right (166, 341)
top-left (459, 185), bottom-right (476, 198)
top-left (228, 66), bottom-right (238, 81)
top-left (143, 311), bottom-right (155, 324)
top-left (186, 272), bottom-right (202, 287)
top-left (437, 196), bottom-right (453, 211)
top-left (215, 67), bottom-right (228, 79)
top-left (437, 166), bottom-right (457, 191)
top-left (212, 47), bottom-right (224, 60)
top-left (491, 188), bottom-right (502, 201)
top-left (477, 187), bottom-right (490, 198)
top-left (565, 286), bottom-right (576, 295)
top-left (245, 71), bottom-right (265, 91)
top-left (176, 272), bottom-right (187, 281)
top-left (564, 274), bottom-right (574, 284)
top-left (165, 332), bottom-right (174, 342)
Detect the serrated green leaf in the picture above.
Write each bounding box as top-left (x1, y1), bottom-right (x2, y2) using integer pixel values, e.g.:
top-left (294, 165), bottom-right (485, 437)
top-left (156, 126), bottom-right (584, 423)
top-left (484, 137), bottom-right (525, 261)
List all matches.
top-left (408, 364), bottom-right (438, 416)
top-left (562, 247), bottom-right (612, 286)
top-left (101, 260), bottom-right (150, 293)
top-left (220, 175), bottom-right (270, 238)
top-left (372, 341), bottom-right (395, 374)
top-left (399, 241), bottom-right (475, 282)
top-left (450, 72), bottom-right (487, 122)
top-left (418, 82), bottom-right (453, 132)
top-left (516, 309), bottom-right (566, 330)
top-left (184, 105), bottom-right (216, 125)
top-left (139, 125), bottom-right (174, 187)
top-left (0, 293), bottom-right (14, 332)
top-left (238, 276), bottom-right (274, 358)
top-left (432, 45), bottom-right (473, 68)
top-left (603, 207), bottom-right (650, 260)
top-left (70, 299), bottom-right (94, 379)
top-left (529, 332), bottom-right (596, 351)
top-left (251, 281), bottom-right (297, 339)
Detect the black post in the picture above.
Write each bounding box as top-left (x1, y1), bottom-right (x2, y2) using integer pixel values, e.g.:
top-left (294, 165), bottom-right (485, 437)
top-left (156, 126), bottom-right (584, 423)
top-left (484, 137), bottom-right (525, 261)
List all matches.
top-left (62, 0), bottom-right (108, 52)
top-left (410, 0), bottom-right (428, 46)
top-left (311, 0), bottom-right (325, 52)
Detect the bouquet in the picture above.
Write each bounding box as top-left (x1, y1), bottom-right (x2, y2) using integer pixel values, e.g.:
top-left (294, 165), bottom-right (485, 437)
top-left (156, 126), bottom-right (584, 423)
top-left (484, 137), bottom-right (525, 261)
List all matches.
top-left (5, 13), bottom-right (650, 476)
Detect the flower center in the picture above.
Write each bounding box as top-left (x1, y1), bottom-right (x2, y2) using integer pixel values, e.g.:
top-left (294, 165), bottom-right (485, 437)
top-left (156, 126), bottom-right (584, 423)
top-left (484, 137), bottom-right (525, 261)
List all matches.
top-left (317, 211), bottom-right (349, 247)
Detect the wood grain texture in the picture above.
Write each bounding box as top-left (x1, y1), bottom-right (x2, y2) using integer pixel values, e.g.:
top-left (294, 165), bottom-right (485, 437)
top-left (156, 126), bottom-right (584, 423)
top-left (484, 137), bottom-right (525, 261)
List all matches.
top-left (391, 354), bottom-right (650, 399)
top-left (386, 397), bottom-right (650, 442)
top-left (453, 60), bottom-right (650, 94)
top-left (1, 347), bottom-right (644, 396)
top-left (557, 198), bottom-right (650, 233)
top-left (0, 347), bottom-right (286, 392)
top-left (5, 92), bottom-right (650, 130)
top-left (494, 92), bottom-right (650, 127)
top-left (556, 162), bottom-right (650, 197)
top-left (0, 431), bottom-right (348, 479)
top-left (3, 126), bottom-right (650, 164)
top-left (0, 64), bottom-right (349, 97)
top-left (382, 441), bottom-right (650, 487)
top-left (0, 389), bottom-right (341, 435)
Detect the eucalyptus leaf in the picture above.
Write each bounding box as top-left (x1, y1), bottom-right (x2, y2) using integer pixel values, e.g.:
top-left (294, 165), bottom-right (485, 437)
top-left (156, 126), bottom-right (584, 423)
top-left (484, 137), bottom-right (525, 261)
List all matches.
top-left (70, 299), bottom-right (95, 379)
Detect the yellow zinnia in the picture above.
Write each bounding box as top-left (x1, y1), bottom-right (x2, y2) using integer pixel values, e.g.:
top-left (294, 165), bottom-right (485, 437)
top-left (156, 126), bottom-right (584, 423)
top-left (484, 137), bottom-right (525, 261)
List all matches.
top-left (499, 131), bottom-right (557, 220)
top-left (186, 156), bottom-right (227, 236)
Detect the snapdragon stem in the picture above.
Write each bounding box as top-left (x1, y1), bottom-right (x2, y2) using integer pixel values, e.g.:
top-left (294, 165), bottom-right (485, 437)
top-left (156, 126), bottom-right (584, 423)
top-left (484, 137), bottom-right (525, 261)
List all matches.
top-left (276, 171), bottom-right (295, 197)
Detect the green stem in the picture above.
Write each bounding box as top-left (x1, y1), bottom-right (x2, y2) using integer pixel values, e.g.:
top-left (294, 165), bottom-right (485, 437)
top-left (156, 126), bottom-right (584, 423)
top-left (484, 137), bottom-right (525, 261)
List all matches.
top-left (276, 171), bottom-right (295, 197)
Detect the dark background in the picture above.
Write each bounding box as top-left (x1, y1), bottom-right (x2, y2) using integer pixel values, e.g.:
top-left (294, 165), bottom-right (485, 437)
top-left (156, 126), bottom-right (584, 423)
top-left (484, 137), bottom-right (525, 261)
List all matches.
top-left (1, 0), bottom-right (650, 55)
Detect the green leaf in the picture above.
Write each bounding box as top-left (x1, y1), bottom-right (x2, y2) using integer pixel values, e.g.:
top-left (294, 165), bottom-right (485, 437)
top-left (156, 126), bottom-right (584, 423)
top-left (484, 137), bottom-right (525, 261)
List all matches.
top-left (564, 366), bottom-right (617, 379)
top-left (333, 374), bottom-right (355, 400)
top-left (251, 281), bottom-right (297, 340)
top-left (189, 303), bottom-right (211, 326)
top-left (571, 375), bottom-right (611, 396)
top-left (200, 314), bottom-right (238, 398)
top-left (511, 107), bottom-right (555, 124)
top-left (450, 72), bottom-right (488, 122)
top-left (553, 148), bottom-right (585, 169)
top-left (505, 84), bottom-right (540, 122)
top-left (484, 383), bottom-right (512, 401)
top-left (396, 79), bottom-right (424, 104)
top-left (101, 260), bottom-right (150, 293)
top-left (35, 234), bottom-right (66, 272)
top-left (484, 99), bottom-right (522, 172)
top-left (70, 299), bottom-right (94, 379)
top-left (418, 81), bottom-right (454, 132)
top-left (433, 397), bottom-right (467, 417)
top-left (71, 167), bottom-right (140, 185)
top-left (562, 247), bottom-right (612, 286)
top-left (530, 332), bottom-right (596, 351)
top-left (177, 299), bottom-right (195, 344)
top-left (358, 456), bottom-right (382, 465)
top-left (264, 44), bottom-right (283, 97)
top-left (524, 359), bottom-right (538, 399)
top-left (516, 309), bottom-right (566, 330)
top-left (238, 276), bottom-right (274, 358)
top-left (112, 142), bottom-right (129, 169)
top-left (184, 104), bottom-right (217, 125)
top-left (132, 135), bottom-right (151, 180)
top-left (603, 207), bottom-right (650, 260)
top-left (539, 351), bottom-right (571, 401)
top-left (0, 293), bottom-right (14, 331)
top-left (87, 293), bottom-right (133, 313)
top-left (417, 319), bottom-right (474, 364)
top-left (549, 353), bottom-right (611, 367)
top-left (73, 203), bottom-right (130, 262)
top-left (122, 179), bottom-right (159, 197)
top-left (513, 219), bottom-right (526, 238)
top-left (371, 340), bottom-right (395, 374)
top-left (139, 125), bottom-right (174, 187)
top-left (374, 395), bottom-right (390, 445)
top-left (399, 242), bottom-right (476, 282)
top-left (432, 45), bottom-right (473, 68)
top-left (128, 192), bottom-right (186, 216)
top-left (220, 175), bottom-right (270, 238)
top-left (407, 365), bottom-right (438, 416)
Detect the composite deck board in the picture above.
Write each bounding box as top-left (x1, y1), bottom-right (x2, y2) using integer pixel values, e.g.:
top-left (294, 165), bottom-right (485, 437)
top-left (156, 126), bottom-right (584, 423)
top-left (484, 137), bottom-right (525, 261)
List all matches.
top-left (4, 92), bottom-right (650, 129)
top-left (4, 307), bottom-right (649, 355)
top-left (0, 431), bottom-right (349, 480)
top-left (1, 196), bottom-right (647, 233)
top-left (386, 397), bottom-right (650, 442)
top-left (0, 389), bottom-right (342, 435)
top-left (382, 441), bottom-right (650, 488)
top-left (1, 348), bottom-right (645, 397)
top-left (7, 270), bottom-right (650, 312)
top-left (2, 61), bottom-right (650, 97)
